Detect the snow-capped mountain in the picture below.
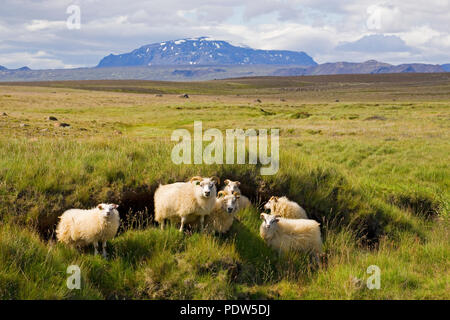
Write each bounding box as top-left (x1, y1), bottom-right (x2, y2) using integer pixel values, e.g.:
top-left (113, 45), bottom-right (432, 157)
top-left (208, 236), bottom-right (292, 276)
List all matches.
top-left (96, 37), bottom-right (317, 67)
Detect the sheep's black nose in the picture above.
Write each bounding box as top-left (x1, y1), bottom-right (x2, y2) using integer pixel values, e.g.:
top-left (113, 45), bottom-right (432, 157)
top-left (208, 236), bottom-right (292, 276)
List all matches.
top-left (205, 191), bottom-right (210, 196)
top-left (227, 208), bottom-right (233, 213)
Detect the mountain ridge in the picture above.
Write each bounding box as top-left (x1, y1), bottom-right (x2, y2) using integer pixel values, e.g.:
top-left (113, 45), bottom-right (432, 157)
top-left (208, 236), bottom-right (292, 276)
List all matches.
top-left (97, 37), bottom-right (317, 67)
top-left (0, 66), bottom-right (31, 71)
top-left (272, 60), bottom-right (446, 76)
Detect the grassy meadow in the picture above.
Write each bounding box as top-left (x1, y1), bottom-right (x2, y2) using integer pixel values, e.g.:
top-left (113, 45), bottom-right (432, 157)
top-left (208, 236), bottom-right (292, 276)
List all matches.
top-left (0, 73), bottom-right (448, 299)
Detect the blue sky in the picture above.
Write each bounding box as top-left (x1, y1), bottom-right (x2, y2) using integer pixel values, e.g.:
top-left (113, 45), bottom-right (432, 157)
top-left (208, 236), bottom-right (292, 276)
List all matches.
top-left (0, 0), bottom-right (449, 69)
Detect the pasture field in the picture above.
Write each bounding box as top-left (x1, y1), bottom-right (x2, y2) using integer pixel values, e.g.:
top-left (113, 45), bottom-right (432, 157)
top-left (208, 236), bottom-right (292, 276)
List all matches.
top-left (0, 73), bottom-right (448, 299)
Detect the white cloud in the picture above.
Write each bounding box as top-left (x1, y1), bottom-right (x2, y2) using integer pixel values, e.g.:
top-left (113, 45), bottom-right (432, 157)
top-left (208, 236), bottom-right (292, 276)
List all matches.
top-left (337, 34), bottom-right (412, 53)
top-left (26, 19), bottom-right (66, 32)
top-left (400, 26), bottom-right (442, 47)
top-left (0, 0), bottom-right (449, 69)
top-left (0, 51), bottom-right (81, 69)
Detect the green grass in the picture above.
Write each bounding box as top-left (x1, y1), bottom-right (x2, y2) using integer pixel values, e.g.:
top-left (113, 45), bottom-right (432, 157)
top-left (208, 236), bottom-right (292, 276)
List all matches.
top-left (0, 75), bottom-right (448, 299)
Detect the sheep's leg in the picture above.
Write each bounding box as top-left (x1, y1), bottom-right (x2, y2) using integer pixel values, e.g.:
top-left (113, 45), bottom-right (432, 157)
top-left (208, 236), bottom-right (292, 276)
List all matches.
top-left (93, 242), bottom-right (99, 256)
top-left (179, 217), bottom-right (186, 232)
top-left (102, 241), bottom-right (108, 258)
top-left (200, 215), bottom-right (205, 231)
top-left (160, 219), bottom-right (165, 230)
top-left (313, 252), bottom-right (321, 268)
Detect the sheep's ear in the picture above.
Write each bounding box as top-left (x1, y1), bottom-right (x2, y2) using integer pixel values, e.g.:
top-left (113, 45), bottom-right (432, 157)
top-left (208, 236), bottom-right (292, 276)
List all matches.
top-left (224, 179), bottom-right (230, 185)
top-left (98, 204), bottom-right (103, 210)
top-left (273, 196), bottom-right (278, 202)
top-left (274, 215), bottom-right (281, 222)
top-left (217, 191), bottom-right (226, 198)
top-left (233, 191), bottom-right (241, 199)
top-left (260, 213), bottom-right (265, 220)
top-left (113, 204), bottom-right (119, 209)
top-left (210, 176), bottom-right (220, 185)
top-left (236, 181), bottom-right (240, 186)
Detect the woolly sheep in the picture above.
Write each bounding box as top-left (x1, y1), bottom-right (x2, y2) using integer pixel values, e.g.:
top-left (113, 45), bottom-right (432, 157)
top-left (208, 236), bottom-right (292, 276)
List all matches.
top-left (154, 176), bottom-right (219, 232)
top-left (56, 203), bottom-right (120, 258)
top-left (264, 196), bottom-right (307, 219)
top-left (203, 191), bottom-right (240, 234)
top-left (259, 213), bottom-right (322, 261)
top-left (223, 179), bottom-right (251, 209)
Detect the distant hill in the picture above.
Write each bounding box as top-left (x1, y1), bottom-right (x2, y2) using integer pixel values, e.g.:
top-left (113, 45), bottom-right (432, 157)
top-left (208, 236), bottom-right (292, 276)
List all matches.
top-left (15, 66), bottom-right (31, 71)
top-left (97, 37), bottom-right (317, 68)
top-left (0, 66), bottom-right (31, 71)
top-left (441, 64), bottom-right (450, 72)
top-left (372, 63), bottom-right (444, 73)
top-left (310, 60), bottom-right (392, 75)
top-left (271, 60), bottom-right (446, 76)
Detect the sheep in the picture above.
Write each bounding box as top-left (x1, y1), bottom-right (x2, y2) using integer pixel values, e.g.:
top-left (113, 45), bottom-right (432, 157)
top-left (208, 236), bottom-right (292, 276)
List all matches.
top-left (264, 196), bottom-right (307, 219)
top-left (203, 191), bottom-right (240, 234)
top-left (56, 203), bottom-right (120, 258)
top-left (259, 213), bottom-right (322, 261)
top-left (154, 176), bottom-right (219, 232)
top-left (223, 179), bottom-right (251, 209)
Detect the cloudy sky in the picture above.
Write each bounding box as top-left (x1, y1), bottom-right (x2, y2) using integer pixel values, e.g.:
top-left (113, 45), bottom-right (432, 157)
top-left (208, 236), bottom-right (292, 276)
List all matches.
top-left (0, 0), bottom-right (449, 69)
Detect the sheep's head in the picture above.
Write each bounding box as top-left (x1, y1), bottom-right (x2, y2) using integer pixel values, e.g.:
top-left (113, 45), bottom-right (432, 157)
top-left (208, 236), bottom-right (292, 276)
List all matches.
top-left (218, 191), bottom-right (240, 214)
top-left (224, 179), bottom-right (241, 194)
top-left (264, 196), bottom-right (278, 212)
top-left (192, 176), bottom-right (219, 198)
top-left (260, 213), bottom-right (280, 236)
top-left (97, 203), bottom-right (119, 218)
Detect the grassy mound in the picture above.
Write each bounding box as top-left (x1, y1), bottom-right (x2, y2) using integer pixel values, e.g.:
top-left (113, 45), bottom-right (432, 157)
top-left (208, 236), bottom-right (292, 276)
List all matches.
top-left (0, 138), bottom-right (428, 244)
top-left (0, 139), bottom-right (446, 299)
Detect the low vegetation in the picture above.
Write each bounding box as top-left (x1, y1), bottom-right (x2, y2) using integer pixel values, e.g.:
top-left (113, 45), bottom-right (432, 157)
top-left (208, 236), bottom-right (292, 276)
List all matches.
top-left (0, 74), bottom-right (448, 299)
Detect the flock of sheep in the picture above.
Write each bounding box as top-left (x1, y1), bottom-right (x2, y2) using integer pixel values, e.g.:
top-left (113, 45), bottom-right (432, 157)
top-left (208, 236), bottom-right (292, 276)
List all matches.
top-left (56, 176), bottom-right (323, 261)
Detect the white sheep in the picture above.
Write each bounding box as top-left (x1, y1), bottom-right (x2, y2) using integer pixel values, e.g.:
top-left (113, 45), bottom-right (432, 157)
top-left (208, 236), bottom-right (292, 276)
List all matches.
top-left (203, 191), bottom-right (240, 234)
top-left (56, 203), bottom-right (120, 258)
top-left (154, 176), bottom-right (219, 232)
top-left (264, 196), bottom-right (307, 219)
top-left (259, 213), bottom-right (322, 261)
top-left (223, 179), bottom-right (251, 209)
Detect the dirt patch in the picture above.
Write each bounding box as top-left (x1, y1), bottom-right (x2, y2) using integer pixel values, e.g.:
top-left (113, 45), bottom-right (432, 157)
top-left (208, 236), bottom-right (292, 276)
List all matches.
top-left (388, 193), bottom-right (441, 219)
top-left (291, 111), bottom-right (311, 119)
top-left (364, 115), bottom-right (387, 121)
top-left (119, 183), bottom-right (159, 231)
